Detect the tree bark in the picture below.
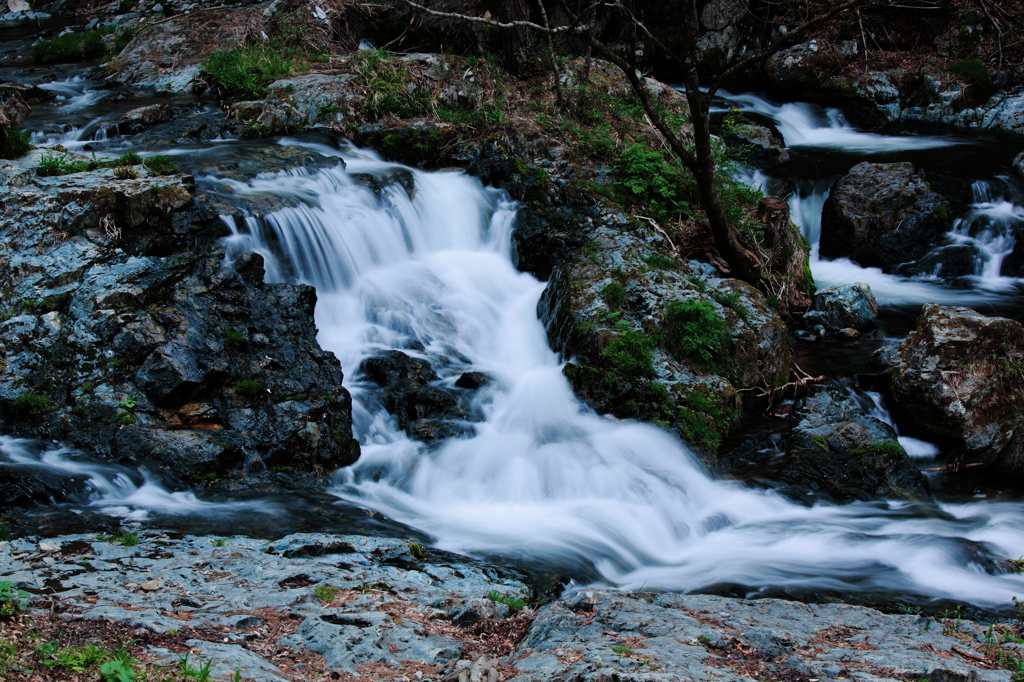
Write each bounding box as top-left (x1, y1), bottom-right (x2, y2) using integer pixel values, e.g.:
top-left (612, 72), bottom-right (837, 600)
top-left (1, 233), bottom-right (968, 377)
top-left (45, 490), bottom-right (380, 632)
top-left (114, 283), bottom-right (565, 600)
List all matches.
top-left (497, 0), bottom-right (532, 73)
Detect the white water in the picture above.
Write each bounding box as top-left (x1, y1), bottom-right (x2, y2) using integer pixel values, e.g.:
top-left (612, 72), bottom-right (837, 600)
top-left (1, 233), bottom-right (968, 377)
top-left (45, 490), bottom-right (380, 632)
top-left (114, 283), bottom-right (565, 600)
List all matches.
top-left (716, 91), bottom-right (957, 152)
top-left (38, 75), bottom-right (107, 111)
top-left (860, 390), bottom-right (940, 460)
top-left (719, 89), bottom-right (1024, 305)
top-left (208, 141), bottom-right (1024, 605)
top-left (0, 435), bottom-right (271, 521)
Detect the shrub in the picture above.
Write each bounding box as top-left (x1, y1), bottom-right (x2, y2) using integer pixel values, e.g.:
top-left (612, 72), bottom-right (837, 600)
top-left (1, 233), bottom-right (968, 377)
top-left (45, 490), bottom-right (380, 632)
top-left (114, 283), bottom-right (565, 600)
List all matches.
top-left (0, 126), bottom-right (31, 160)
top-left (9, 392), bottom-right (53, 416)
top-left (614, 143), bottom-right (695, 223)
top-left (602, 329), bottom-right (655, 377)
top-left (112, 165), bottom-right (139, 180)
top-left (32, 28), bottom-right (114, 64)
top-left (114, 151), bottom-right (142, 166)
top-left (662, 299), bottom-right (730, 364)
top-left (202, 45), bottom-right (298, 101)
top-left (0, 581), bottom-right (28, 618)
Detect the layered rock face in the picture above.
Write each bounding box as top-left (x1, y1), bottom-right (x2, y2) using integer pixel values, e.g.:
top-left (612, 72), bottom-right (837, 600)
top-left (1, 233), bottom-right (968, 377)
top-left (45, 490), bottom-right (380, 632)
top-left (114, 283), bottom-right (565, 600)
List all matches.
top-left (887, 304), bottom-right (1024, 474)
top-left (0, 150), bottom-right (359, 498)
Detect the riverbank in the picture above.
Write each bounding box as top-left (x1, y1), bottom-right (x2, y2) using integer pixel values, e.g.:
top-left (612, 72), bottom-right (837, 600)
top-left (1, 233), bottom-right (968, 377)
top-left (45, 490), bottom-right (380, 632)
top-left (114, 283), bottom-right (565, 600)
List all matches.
top-left (1, 530), bottom-right (1020, 682)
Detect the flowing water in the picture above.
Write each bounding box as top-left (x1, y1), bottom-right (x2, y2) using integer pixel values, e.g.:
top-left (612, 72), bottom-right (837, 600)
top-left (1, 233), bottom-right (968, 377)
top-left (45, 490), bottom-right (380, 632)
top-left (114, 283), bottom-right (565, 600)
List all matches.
top-left (8, 70), bottom-right (1024, 608)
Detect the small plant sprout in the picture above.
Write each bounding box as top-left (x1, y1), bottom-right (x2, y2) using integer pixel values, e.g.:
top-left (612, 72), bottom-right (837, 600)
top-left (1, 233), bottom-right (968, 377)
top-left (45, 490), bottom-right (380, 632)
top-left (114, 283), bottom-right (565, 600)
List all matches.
top-left (211, 538), bottom-right (227, 547)
top-left (486, 590), bottom-right (526, 613)
top-left (408, 541), bottom-right (425, 560)
top-left (313, 584), bottom-right (340, 604)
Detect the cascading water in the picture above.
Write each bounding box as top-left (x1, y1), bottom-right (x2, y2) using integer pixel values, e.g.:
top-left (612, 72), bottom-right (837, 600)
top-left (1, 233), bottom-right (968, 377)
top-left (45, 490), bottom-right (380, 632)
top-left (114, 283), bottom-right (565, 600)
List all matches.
top-left (715, 90), bottom-right (1024, 305)
top-left (209, 139), bottom-right (1024, 606)
top-left (0, 435), bottom-right (271, 521)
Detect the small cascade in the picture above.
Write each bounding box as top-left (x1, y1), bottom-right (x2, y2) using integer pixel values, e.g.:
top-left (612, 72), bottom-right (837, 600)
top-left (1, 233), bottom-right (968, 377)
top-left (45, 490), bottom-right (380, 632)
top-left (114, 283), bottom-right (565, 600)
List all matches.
top-left (38, 75), bottom-right (107, 111)
top-left (942, 181), bottom-right (1024, 286)
top-left (0, 436), bottom-right (270, 521)
top-left (205, 141), bottom-right (1024, 606)
top-left (852, 390), bottom-right (940, 460)
top-left (715, 91), bottom-right (956, 152)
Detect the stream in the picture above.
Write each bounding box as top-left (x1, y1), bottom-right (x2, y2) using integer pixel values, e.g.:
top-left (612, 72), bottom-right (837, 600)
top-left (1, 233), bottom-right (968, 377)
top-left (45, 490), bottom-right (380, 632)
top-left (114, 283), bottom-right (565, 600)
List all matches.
top-left (5, 60), bottom-right (1024, 611)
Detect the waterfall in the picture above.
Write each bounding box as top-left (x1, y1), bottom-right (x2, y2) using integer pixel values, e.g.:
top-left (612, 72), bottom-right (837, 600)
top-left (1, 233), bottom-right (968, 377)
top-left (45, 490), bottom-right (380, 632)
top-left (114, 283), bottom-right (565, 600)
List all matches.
top-left (208, 140), bottom-right (1024, 606)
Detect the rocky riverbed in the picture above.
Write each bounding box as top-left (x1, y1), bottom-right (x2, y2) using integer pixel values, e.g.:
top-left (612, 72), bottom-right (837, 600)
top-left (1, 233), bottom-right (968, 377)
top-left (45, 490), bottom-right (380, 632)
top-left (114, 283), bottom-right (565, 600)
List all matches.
top-left (2, 530), bottom-right (1021, 682)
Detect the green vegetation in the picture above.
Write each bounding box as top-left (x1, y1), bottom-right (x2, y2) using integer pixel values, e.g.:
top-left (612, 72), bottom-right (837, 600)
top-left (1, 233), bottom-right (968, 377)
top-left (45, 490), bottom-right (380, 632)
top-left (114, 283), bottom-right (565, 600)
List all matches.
top-left (712, 290), bottom-right (750, 323)
top-left (9, 392), bottom-right (53, 416)
top-left (947, 59), bottom-right (994, 109)
top-left (0, 581), bottom-right (28, 617)
top-left (224, 328), bottom-right (248, 349)
top-left (601, 281), bottom-right (628, 309)
top-left (352, 48), bottom-right (430, 121)
top-left (313, 584), bottom-right (341, 603)
top-left (850, 441), bottom-right (908, 458)
top-left (641, 253), bottom-right (677, 270)
top-left (614, 143), bottom-right (694, 223)
top-left (611, 644), bottom-right (633, 655)
top-left (115, 411), bottom-right (137, 425)
top-left (0, 126), bottom-right (32, 160)
top-left (602, 329), bottom-right (655, 377)
top-left (677, 390), bottom-right (735, 452)
top-left (113, 165), bottom-right (139, 180)
top-left (201, 44), bottom-right (307, 101)
top-left (234, 378), bottom-right (262, 397)
top-left (486, 590), bottom-right (526, 613)
top-left (408, 541), bottom-right (425, 560)
top-left (143, 155), bottom-right (177, 175)
top-left (32, 27), bottom-right (116, 64)
top-left (281, 393), bottom-right (307, 402)
top-left (662, 299), bottom-right (730, 365)
top-left (113, 531), bottom-right (139, 547)
top-left (210, 538), bottom-right (227, 547)
top-left (0, 519), bottom-right (11, 542)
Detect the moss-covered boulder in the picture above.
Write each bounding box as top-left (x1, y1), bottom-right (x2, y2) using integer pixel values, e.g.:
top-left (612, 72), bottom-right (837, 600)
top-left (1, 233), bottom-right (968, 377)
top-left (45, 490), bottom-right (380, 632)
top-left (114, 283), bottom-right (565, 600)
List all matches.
top-left (537, 209), bottom-right (792, 459)
top-left (887, 304), bottom-right (1024, 476)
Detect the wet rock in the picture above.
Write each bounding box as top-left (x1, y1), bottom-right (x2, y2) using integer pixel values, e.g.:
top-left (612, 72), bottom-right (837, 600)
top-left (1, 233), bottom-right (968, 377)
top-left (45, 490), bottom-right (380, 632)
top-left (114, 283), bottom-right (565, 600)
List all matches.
top-left (358, 351), bottom-right (468, 440)
top-left (0, 150), bottom-right (360, 496)
top-left (765, 40), bottom-right (836, 92)
top-left (455, 371), bottom-right (490, 389)
top-left (355, 119), bottom-right (459, 167)
top-left (887, 304), bottom-right (1024, 475)
top-left (912, 243), bottom-right (982, 279)
top-left (538, 207), bottom-right (793, 458)
top-left (722, 121), bottom-right (789, 168)
top-left (903, 81), bottom-right (1024, 137)
top-left (803, 282), bottom-right (878, 333)
top-left (450, 598), bottom-right (509, 626)
top-left (719, 388), bottom-right (929, 503)
top-left (104, 7), bottom-right (254, 92)
top-left (117, 103), bottom-right (173, 135)
top-left (227, 74), bottom-right (364, 137)
top-left (820, 161), bottom-right (953, 272)
top-left (825, 71), bottom-right (903, 125)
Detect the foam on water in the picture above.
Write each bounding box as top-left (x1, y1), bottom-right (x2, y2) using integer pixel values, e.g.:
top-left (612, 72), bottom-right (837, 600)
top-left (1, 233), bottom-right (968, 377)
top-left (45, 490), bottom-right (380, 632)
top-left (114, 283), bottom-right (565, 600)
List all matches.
top-left (207, 140), bottom-right (1024, 605)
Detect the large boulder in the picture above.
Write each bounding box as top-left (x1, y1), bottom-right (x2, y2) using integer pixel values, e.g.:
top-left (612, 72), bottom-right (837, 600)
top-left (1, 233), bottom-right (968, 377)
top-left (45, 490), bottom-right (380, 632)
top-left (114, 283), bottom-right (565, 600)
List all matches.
top-left (887, 304), bottom-right (1024, 475)
top-left (0, 151), bottom-right (360, 499)
top-left (718, 388), bottom-right (929, 503)
top-left (820, 162), bottom-right (953, 272)
top-left (227, 74), bottom-right (364, 138)
top-left (803, 282), bottom-right (877, 334)
top-left (765, 40), bottom-right (837, 93)
top-left (104, 8), bottom-right (254, 92)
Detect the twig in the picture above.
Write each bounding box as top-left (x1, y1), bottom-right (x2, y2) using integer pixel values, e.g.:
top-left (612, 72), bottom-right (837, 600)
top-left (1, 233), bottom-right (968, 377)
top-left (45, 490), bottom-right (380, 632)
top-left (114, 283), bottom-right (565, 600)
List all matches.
top-left (396, 0), bottom-right (574, 33)
top-left (535, 0), bottom-right (563, 106)
top-left (857, 8), bottom-right (869, 67)
top-left (977, 0), bottom-right (1003, 70)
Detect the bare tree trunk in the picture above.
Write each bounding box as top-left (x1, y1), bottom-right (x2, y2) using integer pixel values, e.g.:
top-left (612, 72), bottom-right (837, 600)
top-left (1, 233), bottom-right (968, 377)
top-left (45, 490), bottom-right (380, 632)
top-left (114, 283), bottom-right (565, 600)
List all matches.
top-left (497, 0), bottom-right (531, 73)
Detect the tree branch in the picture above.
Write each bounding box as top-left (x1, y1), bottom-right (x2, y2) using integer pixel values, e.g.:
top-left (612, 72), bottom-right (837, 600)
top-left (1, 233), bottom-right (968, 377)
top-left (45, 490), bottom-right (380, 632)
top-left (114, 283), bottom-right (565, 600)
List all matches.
top-left (396, 0), bottom-right (572, 33)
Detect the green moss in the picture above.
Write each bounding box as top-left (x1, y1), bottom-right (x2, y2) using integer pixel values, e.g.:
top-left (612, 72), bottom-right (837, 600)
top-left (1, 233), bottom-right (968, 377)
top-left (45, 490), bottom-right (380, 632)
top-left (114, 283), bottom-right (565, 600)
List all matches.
top-left (233, 378), bottom-right (261, 397)
top-left (602, 330), bottom-right (655, 377)
top-left (676, 390), bottom-right (736, 453)
top-left (662, 299), bottom-right (730, 365)
top-left (143, 155), bottom-right (176, 175)
top-left (9, 393), bottom-right (52, 417)
top-left (601, 281), bottom-right (628, 310)
top-left (850, 441), bottom-right (907, 458)
top-left (641, 253), bottom-right (677, 270)
top-left (115, 411), bottom-right (137, 425)
top-left (31, 27), bottom-right (115, 64)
